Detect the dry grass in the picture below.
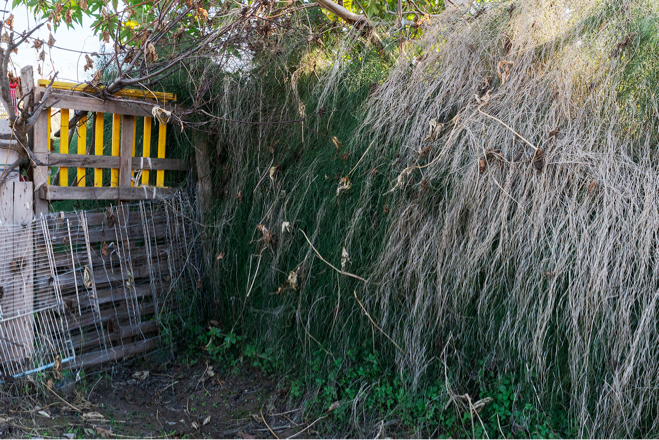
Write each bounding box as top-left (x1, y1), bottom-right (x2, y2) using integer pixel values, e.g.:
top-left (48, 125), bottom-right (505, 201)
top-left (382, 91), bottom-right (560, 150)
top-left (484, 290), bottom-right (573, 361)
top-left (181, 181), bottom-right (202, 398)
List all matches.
top-left (349, 0), bottom-right (659, 436)
top-left (203, 0), bottom-right (659, 436)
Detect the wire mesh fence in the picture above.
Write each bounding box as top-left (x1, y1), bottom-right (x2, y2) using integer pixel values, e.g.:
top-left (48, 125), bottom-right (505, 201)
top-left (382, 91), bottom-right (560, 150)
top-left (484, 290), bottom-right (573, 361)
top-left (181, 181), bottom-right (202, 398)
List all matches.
top-left (0, 194), bottom-right (200, 378)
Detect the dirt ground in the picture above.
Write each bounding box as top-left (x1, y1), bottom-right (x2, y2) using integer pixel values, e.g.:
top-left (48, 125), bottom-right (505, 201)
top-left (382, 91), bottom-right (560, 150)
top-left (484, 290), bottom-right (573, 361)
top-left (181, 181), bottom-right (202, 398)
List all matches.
top-left (0, 353), bottom-right (311, 439)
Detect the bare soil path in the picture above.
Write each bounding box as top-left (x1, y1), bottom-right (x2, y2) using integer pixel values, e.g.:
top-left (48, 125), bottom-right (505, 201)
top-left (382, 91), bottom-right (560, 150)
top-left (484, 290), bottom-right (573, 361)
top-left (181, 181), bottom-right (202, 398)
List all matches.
top-left (0, 354), bottom-right (306, 439)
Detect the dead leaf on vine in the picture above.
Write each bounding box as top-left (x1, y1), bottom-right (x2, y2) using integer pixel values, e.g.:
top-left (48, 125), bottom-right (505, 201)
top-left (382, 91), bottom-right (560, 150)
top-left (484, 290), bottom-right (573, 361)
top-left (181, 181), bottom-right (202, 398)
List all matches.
top-left (132, 371), bottom-right (149, 380)
top-left (95, 427), bottom-right (113, 438)
top-left (33, 39), bottom-right (43, 49)
top-left (79, 0), bottom-right (88, 11)
top-left (47, 33), bottom-right (56, 48)
top-left (82, 412), bottom-right (105, 421)
top-left (84, 55), bottom-right (94, 71)
top-left (424, 118), bottom-right (443, 142)
top-left (92, 70), bottom-right (102, 86)
top-left (83, 265), bottom-right (92, 288)
top-left (475, 89), bottom-right (492, 109)
top-left (146, 41), bottom-right (157, 62)
top-left (532, 148), bottom-right (544, 172)
top-left (65, 9), bottom-right (73, 25)
top-left (257, 224), bottom-right (273, 245)
top-left (53, 355), bottom-right (62, 379)
top-left (102, 30), bottom-right (110, 44)
top-left (497, 60), bottom-right (514, 85)
top-left (337, 176), bottom-right (351, 195)
top-left (341, 247), bottom-right (350, 271)
top-left (197, 7), bottom-right (208, 21)
top-left (39, 50), bottom-right (46, 61)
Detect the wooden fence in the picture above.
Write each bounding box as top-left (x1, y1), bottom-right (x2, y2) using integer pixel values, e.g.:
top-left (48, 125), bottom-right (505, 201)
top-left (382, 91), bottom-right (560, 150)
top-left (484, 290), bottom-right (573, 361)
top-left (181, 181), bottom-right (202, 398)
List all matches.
top-left (0, 74), bottom-right (200, 377)
top-left (32, 80), bottom-right (187, 215)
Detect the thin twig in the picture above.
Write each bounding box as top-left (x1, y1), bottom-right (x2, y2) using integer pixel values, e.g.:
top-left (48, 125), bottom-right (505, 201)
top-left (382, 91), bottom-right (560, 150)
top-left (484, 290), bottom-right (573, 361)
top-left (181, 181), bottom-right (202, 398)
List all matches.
top-left (478, 107), bottom-right (538, 151)
top-left (261, 409), bottom-right (279, 439)
top-left (44, 386), bottom-right (83, 414)
top-left (353, 291), bottom-right (405, 355)
top-left (285, 415), bottom-right (327, 439)
top-left (299, 230), bottom-right (367, 283)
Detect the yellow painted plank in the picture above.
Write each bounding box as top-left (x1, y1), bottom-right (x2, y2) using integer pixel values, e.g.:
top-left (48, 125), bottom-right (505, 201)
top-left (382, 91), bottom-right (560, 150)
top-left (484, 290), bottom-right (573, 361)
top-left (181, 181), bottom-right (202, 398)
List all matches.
top-left (77, 114), bottom-right (87, 187)
top-left (111, 113), bottom-right (121, 187)
top-left (131, 117), bottom-right (137, 187)
top-left (47, 108), bottom-right (51, 185)
top-left (142, 117), bottom-right (152, 185)
top-left (36, 79), bottom-right (176, 102)
top-left (156, 122), bottom-right (166, 187)
top-left (60, 108), bottom-right (69, 187)
top-left (94, 113), bottom-right (104, 188)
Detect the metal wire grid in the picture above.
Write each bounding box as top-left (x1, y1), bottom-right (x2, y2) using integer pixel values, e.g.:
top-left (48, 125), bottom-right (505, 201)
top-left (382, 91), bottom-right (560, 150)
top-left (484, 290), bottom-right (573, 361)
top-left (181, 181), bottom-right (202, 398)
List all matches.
top-left (0, 195), bottom-right (199, 377)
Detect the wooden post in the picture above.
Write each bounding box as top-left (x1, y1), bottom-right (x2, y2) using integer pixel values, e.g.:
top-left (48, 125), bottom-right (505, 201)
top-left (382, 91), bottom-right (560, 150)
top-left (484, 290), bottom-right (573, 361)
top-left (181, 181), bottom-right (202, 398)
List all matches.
top-left (195, 136), bottom-right (212, 215)
top-left (19, 66), bottom-right (34, 103)
top-left (111, 114), bottom-right (121, 187)
top-left (0, 181), bottom-right (34, 374)
top-left (33, 91), bottom-right (50, 216)
top-left (119, 115), bottom-right (134, 190)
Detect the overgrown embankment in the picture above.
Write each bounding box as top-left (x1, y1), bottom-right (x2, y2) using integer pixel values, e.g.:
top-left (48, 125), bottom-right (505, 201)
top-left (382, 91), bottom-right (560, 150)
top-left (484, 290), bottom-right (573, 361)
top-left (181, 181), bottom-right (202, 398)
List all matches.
top-left (192, 0), bottom-right (659, 437)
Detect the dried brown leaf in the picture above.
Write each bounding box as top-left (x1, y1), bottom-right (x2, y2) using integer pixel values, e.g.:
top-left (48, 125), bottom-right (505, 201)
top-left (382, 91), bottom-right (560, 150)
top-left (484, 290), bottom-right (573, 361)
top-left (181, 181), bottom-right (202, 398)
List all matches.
top-left (478, 159), bottom-right (486, 174)
top-left (84, 54), bottom-right (94, 71)
top-left (95, 427), bottom-right (113, 438)
top-left (532, 148), bottom-right (544, 172)
top-left (337, 176), bottom-right (351, 195)
top-left (132, 371), bottom-right (149, 380)
top-left (52, 355), bottom-right (62, 379)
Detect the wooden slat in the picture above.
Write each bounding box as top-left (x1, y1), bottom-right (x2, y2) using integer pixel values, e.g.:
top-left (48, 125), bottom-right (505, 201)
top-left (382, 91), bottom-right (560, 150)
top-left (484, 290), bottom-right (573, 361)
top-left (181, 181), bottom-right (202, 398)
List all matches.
top-left (36, 153), bottom-right (186, 171)
top-left (33, 100), bottom-right (50, 215)
top-left (68, 338), bottom-right (159, 369)
top-left (94, 113), bottom-right (104, 187)
top-left (156, 121), bottom-right (166, 187)
top-left (40, 89), bottom-right (180, 118)
top-left (77, 114), bottom-right (87, 187)
top-left (119, 115), bottom-right (135, 189)
top-left (36, 80), bottom-right (176, 102)
top-left (131, 116), bottom-right (136, 187)
top-left (142, 117), bottom-right (152, 185)
top-left (40, 185), bottom-right (178, 201)
top-left (60, 109), bottom-right (69, 186)
top-left (111, 114), bottom-right (121, 187)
